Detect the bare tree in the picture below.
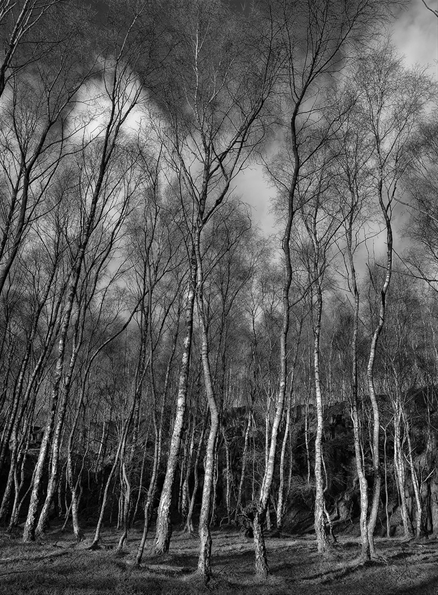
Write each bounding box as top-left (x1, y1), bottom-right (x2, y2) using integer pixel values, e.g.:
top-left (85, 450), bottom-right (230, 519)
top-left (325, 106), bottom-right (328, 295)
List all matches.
top-left (337, 42), bottom-right (434, 560)
top-left (151, 2), bottom-right (279, 581)
top-left (253, 0), bottom-right (395, 574)
top-left (421, 0), bottom-right (438, 18)
top-left (0, 3), bottom-right (97, 297)
top-left (0, 0), bottom-right (72, 97)
top-left (22, 5), bottom-right (154, 541)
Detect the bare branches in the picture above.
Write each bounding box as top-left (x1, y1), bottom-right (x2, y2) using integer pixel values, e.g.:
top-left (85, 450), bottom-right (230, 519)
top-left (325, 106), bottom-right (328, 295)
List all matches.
top-left (422, 0), bottom-right (438, 18)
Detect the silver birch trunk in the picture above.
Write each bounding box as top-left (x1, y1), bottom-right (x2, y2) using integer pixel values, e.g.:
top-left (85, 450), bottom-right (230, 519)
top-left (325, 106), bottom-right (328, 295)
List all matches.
top-left (344, 199), bottom-right (373, 561)
top-left (135, 410), bottom-right (162, 566)
top-left (36, 336), bottom-right (80, 537)
top-left (90, 421), bottom-right (131, 548)
top-left (222, 427), bottom-right (232, 524)
top-left (312, 281), bottom-right (330, 554)
top-left (235, 413), bottom-right (251, 522)
top-left (403, 414), bottom-right (423, 538)
top-left (276, 402), bottom-right (290, 533)
top-left (195, 228), bottom-right (220, 581)
top-left (393, 405), bottom-right (413, 539)
top-left (180, 419), bottom-right (195, 523)
top-left (365, 173), bottom-right (393, 557)
top-left (153, 258), bottom-right (196, 555)
top-left (185, 419), bottom-right (206, 534)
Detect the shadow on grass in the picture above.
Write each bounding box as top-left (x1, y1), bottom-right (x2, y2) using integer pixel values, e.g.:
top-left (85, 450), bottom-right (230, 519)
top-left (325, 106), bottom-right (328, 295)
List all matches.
top-left (390, 576), bottom-right (438, 595)
top-left (0, 556), bottom-right (205, 595)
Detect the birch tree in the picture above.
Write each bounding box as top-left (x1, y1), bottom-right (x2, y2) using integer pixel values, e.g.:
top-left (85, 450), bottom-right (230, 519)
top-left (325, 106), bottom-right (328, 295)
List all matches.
top-left (22, 3), bottom-right (155, 541)
top-left (337, 42), bottom-right (434, 560)
top-left (152, 2), bottom-right (279, 582)
top-left (252, 0), bottom-right (396, 575)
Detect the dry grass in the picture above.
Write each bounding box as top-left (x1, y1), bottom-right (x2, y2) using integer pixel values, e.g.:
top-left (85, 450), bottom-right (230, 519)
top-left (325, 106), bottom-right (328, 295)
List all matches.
top-left (1, 527), bottom-right (438, 594)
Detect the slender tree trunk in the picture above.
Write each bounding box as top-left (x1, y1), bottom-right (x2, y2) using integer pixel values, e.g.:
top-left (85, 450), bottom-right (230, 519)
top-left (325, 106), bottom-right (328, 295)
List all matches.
top-left (37, 340), bottom-right (82, 534)
top-left (0, 433), bottom-right (18, 522)
top-left (383, 425), bottom-right (390, 537)
top-left (393, 405), bottom-right (413, 539)
top-left (117, 460), bottom-right (132, 551)
top-left (180, 419), bottom-right (195, 524)
top-left (135, 409), bottom-right (162, 566)
top-left (312, 281), bottom-right (330, 554)
top-left (403, 413), bottom-right (423, 539)
top-left (429, 472), bottom-right (438, 537)
top-left (90, 410), bottom-right (134, 549)
top-left (365, 180), bottom-right (393, 557)
top-left (195, 226), bottom-right (220, 581)
top-left (22, 390), bottom-right (62, 542)
top-left (235, 413), bottom-right (251, 522)
top-left (23, 249), bottom-right (83, 543)
top-left (153, 257), bottom-right (196, 555)
top-left (276, 400), bottom-right (290, 533)
top-left (222, 427), bottom-right (232, 524)
top-left (345, 206), bottom-right (373, 561)
top-left (251, 97), bottom-right (298, 576)
top-left (64, 391), bottom-right (87, 542)
top-left (8, 431), bottom-right (31, 531)
top-left (304, 398), bottom-right (312, 486)
top-left (185, 419), bottom-right (206, 534)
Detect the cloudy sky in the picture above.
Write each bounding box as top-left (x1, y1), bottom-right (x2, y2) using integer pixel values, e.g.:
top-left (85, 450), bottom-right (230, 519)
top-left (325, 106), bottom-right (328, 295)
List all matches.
top-left (239, 0), bottom-right (438, 238)
top-left (393, 0), bottom-right (438, 74)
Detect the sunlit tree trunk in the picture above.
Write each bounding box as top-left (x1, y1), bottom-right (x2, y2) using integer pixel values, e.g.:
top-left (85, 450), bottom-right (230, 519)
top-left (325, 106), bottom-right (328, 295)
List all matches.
top-left (365, 220), bottom-right (392, 558)
top-left (343, 194), bottom-right (373, 561)
top-left (135, 298), bottom-right (179, 564)
top-left (195, 224), bottom-right (220, 580)
top-left (311, 281), bottom-right (331, 554)
top-left (403, 411), bottom-right (423, 539)
top-left (153, 256), bottom-right (196, 554)
top-left (393, 402), bottom-right (413, 540)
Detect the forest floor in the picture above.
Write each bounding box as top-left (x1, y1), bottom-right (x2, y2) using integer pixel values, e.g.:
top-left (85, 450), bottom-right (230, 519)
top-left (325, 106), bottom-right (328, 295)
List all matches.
top-left (1, 525), bottom-right (438, 594)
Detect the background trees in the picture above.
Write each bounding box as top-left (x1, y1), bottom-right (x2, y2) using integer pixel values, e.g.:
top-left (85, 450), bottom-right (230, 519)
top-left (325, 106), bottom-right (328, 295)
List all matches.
top-left (0, 0), bottom-right (438, 583)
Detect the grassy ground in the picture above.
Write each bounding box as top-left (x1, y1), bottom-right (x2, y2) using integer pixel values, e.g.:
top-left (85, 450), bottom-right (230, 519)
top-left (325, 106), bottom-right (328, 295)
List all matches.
top-left (1, 526), bottom-right (438, 594)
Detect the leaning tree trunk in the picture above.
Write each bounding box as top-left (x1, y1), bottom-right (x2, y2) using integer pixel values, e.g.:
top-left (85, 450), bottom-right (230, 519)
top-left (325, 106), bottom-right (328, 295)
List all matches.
top-left (135, 409), bottom-right (162, 566)
top-left (195, 227), bottom-right (220, 582)
top-left (64, 384), bottom-right (87, 542)
top-left (365, 175), bottom-right (393, 558)
top-left (276, 331), bottom-right (301, 534)
top-left (153, 255), bottom-right (196, 555)
top-left (90, 404), bottom-right (135, 549)
top-left (345, 214), bottom-right (374, 561)
top-left (36, 333), bottom-right (82, 538)
top-left (251, 103), bottom-right (296, 576)
top-left (8, 436), bottom-right (30, 531)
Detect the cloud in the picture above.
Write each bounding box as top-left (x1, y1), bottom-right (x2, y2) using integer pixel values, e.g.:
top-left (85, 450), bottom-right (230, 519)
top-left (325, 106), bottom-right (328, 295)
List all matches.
top-left (234, 166), bottom-right (277, 236)
top-left (392, 0), bottom-right (438, 78)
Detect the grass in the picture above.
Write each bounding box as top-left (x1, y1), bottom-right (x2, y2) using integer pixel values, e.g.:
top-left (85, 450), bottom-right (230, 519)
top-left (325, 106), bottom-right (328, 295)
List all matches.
top-left (2, 528), bottom-right (438, 594)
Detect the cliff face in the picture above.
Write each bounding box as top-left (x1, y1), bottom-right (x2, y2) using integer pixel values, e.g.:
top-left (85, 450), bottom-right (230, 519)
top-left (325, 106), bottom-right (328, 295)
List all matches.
top-left (279, 388), bottom-right (438, 538)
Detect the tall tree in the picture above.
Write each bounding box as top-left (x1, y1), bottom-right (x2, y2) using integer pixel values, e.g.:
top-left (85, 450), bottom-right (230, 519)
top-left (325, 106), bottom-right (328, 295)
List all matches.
top-left (0, 2), bottom-right (95, 296)
top-left (253, 0), bottom-right (396, 574)
top-left (151, 2), bottom-right (279, 581)
top-left (22, 2), bottom-right (155, 541)
top-left (338, 42), bottom-right (434, 559)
